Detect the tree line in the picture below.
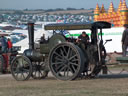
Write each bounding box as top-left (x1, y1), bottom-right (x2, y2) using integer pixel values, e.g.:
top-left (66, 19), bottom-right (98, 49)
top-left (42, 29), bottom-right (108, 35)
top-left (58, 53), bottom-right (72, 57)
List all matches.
top-left (0, 8), bottom-right (94, 12)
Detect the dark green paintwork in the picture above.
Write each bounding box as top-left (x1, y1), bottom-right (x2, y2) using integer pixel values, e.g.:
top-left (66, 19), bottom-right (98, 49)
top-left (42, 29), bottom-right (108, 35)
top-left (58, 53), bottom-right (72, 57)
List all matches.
top-left (116, 57), bottom-right (128, 64)
top-left (40, 34), bottom-right (66, 54)
top-left (40, 44), bottom-right (50, 54)
top-left (116, 57), bottom-right (128, 61)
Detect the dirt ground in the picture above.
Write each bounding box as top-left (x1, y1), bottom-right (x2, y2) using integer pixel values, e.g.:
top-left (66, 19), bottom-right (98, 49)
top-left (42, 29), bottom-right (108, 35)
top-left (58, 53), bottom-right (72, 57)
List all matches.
top-left (0, 73), bottom-right (128, 96)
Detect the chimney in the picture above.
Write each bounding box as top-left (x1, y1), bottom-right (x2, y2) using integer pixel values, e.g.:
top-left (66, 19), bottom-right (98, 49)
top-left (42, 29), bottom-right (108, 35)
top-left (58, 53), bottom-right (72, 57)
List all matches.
top-left (28, 23), bottom-right (34, 50)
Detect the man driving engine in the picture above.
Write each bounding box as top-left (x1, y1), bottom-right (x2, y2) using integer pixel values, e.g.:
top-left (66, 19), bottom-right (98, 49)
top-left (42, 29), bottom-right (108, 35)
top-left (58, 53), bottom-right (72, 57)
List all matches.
top-left (76, 31), bottom-right (90, 49)
top-left (77, 31), bottom-right (90, 74)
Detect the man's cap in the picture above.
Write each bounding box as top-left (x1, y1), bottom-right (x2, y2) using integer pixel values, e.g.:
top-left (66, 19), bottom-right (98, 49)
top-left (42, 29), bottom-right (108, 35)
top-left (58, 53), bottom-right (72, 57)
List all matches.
top-left (82, 31), bottom-right (86, 34)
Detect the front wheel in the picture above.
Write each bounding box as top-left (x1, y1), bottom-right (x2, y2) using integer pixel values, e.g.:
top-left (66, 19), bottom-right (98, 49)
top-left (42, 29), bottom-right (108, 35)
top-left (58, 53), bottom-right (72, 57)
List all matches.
top-left (11, 55), bottom-right (32, 81)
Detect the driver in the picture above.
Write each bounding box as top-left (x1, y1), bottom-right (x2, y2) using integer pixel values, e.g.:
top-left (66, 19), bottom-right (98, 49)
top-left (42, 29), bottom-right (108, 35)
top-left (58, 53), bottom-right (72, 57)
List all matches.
top-left (76, 31), bottom-right (90, 73)
top-left (76, 31), bottom-right (90, 48)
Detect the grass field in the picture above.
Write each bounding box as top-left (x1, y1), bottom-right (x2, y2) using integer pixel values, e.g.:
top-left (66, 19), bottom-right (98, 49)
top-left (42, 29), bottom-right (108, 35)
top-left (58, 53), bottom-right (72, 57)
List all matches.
top-left (0, 74), bottom-right (128, 96)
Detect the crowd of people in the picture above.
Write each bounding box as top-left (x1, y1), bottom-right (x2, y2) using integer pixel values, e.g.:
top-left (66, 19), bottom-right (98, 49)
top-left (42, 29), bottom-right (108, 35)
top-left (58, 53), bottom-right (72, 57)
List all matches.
top-left (0, 36), bottom-right (12, 53)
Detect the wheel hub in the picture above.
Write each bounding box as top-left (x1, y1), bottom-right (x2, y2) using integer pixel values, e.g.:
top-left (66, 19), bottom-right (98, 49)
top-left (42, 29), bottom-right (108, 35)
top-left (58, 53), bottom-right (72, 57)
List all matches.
top-left (19, 67), bottom-right (24, 72)
top-left (63, 57), bottom-right (69, 65)
top-left (35, 65), bottom-right (41, 70)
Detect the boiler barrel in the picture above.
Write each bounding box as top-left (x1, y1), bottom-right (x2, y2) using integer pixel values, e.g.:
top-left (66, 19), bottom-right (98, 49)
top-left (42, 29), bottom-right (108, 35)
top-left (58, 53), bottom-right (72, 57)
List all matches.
top-left (24, 49), bottom-right (43, 61)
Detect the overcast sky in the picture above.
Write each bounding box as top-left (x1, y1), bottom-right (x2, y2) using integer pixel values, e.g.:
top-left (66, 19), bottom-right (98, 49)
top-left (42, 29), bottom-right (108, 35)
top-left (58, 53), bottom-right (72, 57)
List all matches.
top-left (0, 0), bottom-right (127, 9)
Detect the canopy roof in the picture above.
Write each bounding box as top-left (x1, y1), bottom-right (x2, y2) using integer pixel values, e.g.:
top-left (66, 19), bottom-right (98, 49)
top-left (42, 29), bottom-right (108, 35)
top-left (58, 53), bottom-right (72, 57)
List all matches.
top-left (44, 21), bottom-right (111, 30)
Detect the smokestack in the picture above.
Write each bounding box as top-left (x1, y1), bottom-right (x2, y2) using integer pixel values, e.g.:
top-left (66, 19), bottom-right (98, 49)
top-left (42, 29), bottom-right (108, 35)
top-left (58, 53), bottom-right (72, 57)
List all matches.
top-left (28, 23), bottom-right (34, 49)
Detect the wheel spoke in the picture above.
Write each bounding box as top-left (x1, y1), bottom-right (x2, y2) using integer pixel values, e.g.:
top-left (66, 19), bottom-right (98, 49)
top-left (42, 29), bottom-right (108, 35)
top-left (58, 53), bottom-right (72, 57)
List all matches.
top-left (11, 64), bottom-right (17, 69)
top-left (13, 70), bottom-right (20, 74)
top-left (66, 67), bottom-right (70, 76)
top-left (22, 69), bottom-right (29, 73)
top-left (51, 62), bottom-right (63, 65)
top-left (54, 52), bottom-right (63, 59)
top-left (55, 57), bottom-right (63, 61)
top-left (63, 67), bottom-right (67, 76)
top-left (15, 73), bottom-right (19, 78)
top-left (56, 64), bottom-right (65, 71)
top-left (70, 59), bottom-right (79, 62)
top-left (38, 71), bottom-right (40, 77)
top-left (62, 46), bottom-right (67, 55)
top-left (69, 55), bottom-right (77, 60)
top-left (21, 72), bottom-right (25, 79)
top-left (22, 58), bottom-right (23, 66)
top-left (60, 48), bottom-right (65, 57)
top-left (67, 47), bottom-right (71, 58)
top-left (71, 65), bottom-right (76, 73)
top-left (12, 66), bottom-right (17, 69)
top-left (69, 49), bottom-right (73, 58)
top-left (68, 66), bottom-right (74, 74)
top-left (69, 62), bottom-right (79, 66)
top-left (57, 66), bottom-right (66, 75)
top-left (20, 73), bottom-right (23, 79)
top-left (39, 71), bottom-right (43, 76)
top-left (40, 62), bottom-right (45, 66)
top-left (17, 60), bottom-right (21, 67)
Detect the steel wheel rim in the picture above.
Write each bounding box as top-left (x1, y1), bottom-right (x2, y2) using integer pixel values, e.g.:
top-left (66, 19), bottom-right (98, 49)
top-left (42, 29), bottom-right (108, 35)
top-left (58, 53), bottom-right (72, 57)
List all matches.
top-left (49, 43), bottom-right (83, 80)
top-left (11, 56), bottom-right (32, 81)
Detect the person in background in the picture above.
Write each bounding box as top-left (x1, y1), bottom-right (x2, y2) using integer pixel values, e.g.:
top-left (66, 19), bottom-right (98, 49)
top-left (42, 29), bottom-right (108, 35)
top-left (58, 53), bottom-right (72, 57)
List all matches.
top-left (0, 36), bottom-right (7, 53)
top-left (122, 24), bottom-right (128, 57)
top-left (7, 38), bottom-right (12, 52)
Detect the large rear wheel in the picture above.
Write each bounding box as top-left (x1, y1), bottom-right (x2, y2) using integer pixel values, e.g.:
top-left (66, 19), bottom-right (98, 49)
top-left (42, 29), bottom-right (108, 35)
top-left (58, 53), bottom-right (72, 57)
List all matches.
top-left (48, 42), bottom-right (85, 81)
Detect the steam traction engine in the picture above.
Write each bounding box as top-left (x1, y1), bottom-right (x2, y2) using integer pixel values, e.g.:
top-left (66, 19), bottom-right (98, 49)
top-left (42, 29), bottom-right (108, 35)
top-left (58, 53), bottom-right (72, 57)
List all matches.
top-left (11, 22), bottom-right (111, 81)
